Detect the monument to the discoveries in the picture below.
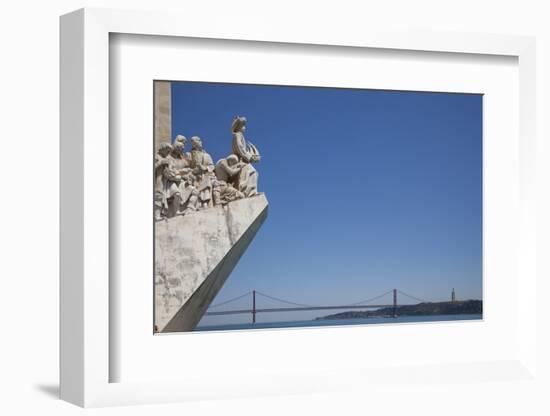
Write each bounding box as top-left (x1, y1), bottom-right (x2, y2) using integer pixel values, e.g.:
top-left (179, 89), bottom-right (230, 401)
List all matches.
top-left (154, 115), bottom-right (268, 333)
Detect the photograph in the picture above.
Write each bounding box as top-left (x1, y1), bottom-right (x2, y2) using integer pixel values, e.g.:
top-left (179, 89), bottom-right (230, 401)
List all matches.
top-left (153, 80), bottom-right (483, 334)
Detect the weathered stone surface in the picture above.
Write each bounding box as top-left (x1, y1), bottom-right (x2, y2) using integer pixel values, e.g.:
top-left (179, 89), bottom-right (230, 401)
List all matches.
top-left (155, 194), bottom-right (268, 332)
top-left (154, 81), bottom-right (171, 146)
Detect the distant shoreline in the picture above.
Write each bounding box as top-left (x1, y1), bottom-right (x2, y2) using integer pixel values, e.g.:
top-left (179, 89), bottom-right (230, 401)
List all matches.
top-left (314, 300), bottom-right (482, 320)
top-left (195, 314), bottom-right (482, 332)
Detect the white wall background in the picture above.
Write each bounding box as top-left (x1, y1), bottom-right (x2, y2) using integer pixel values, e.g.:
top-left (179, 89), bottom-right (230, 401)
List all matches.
top-left (0, 0), bottom-right (548, 414)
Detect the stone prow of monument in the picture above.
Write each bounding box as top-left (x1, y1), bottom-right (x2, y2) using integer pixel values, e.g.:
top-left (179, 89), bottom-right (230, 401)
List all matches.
top-left (154, 194), bottom-right (268, 333)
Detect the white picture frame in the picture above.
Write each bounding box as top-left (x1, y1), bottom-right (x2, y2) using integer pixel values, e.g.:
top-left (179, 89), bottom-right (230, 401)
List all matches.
top-left (60, 8), bottom-right (537, 407)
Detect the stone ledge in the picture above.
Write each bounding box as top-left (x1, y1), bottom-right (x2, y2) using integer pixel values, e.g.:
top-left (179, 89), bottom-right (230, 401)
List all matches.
top-left (155, 194), bottom-right (268, 332)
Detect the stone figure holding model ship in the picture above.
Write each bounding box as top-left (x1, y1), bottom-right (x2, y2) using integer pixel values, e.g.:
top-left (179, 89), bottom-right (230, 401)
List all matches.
top-left (231, 116), bottom-right (260, 197)
top-left (154, 116), bottom-right (261, 220)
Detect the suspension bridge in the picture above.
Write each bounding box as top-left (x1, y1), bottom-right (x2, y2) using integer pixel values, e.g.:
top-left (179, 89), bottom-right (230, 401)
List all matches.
top-left (205, 288), bottom-right (451, 323)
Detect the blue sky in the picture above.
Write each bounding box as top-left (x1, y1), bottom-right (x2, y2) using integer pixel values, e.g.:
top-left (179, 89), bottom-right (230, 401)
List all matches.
top-left (170, 81), bottom-right (483, 325)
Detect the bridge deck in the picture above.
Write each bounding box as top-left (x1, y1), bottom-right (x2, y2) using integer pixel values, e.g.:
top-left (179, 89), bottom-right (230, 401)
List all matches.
top-left (205, 304), bottom-right (396, 316)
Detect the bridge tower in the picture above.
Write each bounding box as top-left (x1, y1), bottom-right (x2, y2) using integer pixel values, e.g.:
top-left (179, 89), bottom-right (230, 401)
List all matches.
top-left (392, 288), bottom-right (397, 318)
top-left (451, 288), bottom-right (456, 303)
top-left (252, 290), bottom-right (256, 324)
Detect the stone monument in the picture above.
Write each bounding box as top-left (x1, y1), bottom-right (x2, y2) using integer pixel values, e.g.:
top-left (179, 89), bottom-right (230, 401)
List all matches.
top-left (154, 81), bottom-right (171, 146)
top-left (154, 115), bottom-right (267, 333)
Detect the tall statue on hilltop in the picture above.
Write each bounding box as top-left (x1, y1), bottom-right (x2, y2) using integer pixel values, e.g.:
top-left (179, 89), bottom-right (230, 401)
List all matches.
top-left (231, 116), bottom-right (260, 197)
top-left (168, 135), bottom-right (199, 214)
top-left (188, 136), bottom-right (219, 208)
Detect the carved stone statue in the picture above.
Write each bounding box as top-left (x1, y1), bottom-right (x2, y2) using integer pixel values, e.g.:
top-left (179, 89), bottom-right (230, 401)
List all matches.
top-left (231, 116), bottom-right (260, 197)
top-left (154, 117), bottom-right (269, 333)
top-left (231, 116), bottom-right (260, 163)
top-left (168, 135), bottom-right (198, 214)
top-left (214, 154), bottom-right (245, 204)
top-left (188, 136), bottom-right (220, 208)
top-left (154, 143), bottom-right (181, 220)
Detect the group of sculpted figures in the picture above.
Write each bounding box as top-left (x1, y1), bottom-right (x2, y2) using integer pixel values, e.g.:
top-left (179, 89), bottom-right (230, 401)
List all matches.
top-left (155, 116), bottom-right (261, 220)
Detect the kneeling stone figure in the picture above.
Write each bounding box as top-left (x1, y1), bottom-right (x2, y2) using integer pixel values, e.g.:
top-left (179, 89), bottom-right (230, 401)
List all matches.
top-left (215, 154), bottom-right (245, 204)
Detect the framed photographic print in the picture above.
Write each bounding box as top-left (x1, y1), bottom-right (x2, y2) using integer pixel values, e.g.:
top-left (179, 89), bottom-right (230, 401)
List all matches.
top-left (60, 8), bottom-right (538, 407)
top-left (152, 80), bottom-right (482, 335)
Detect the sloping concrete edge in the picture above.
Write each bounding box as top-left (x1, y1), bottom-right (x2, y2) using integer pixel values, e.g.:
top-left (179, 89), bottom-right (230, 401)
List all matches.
top-left (161, 204), bottom-right (268, 333)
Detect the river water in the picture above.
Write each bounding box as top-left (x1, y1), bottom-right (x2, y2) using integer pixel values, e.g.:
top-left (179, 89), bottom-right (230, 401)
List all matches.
top-left (195, 314), bottom-right (482, 332)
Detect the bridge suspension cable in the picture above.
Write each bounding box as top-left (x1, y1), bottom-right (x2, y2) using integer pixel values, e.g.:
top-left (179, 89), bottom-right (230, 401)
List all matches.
top-left (350, 289), bottom-right (394, 306)
top-left (396, 290), bottom-right (427, 303)
top-left (208, 288), bottom-right (430, 312)
top-left (209, 291), bottom-right (252, 308)
top-left (254, 291), bottom-right (316, 308)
